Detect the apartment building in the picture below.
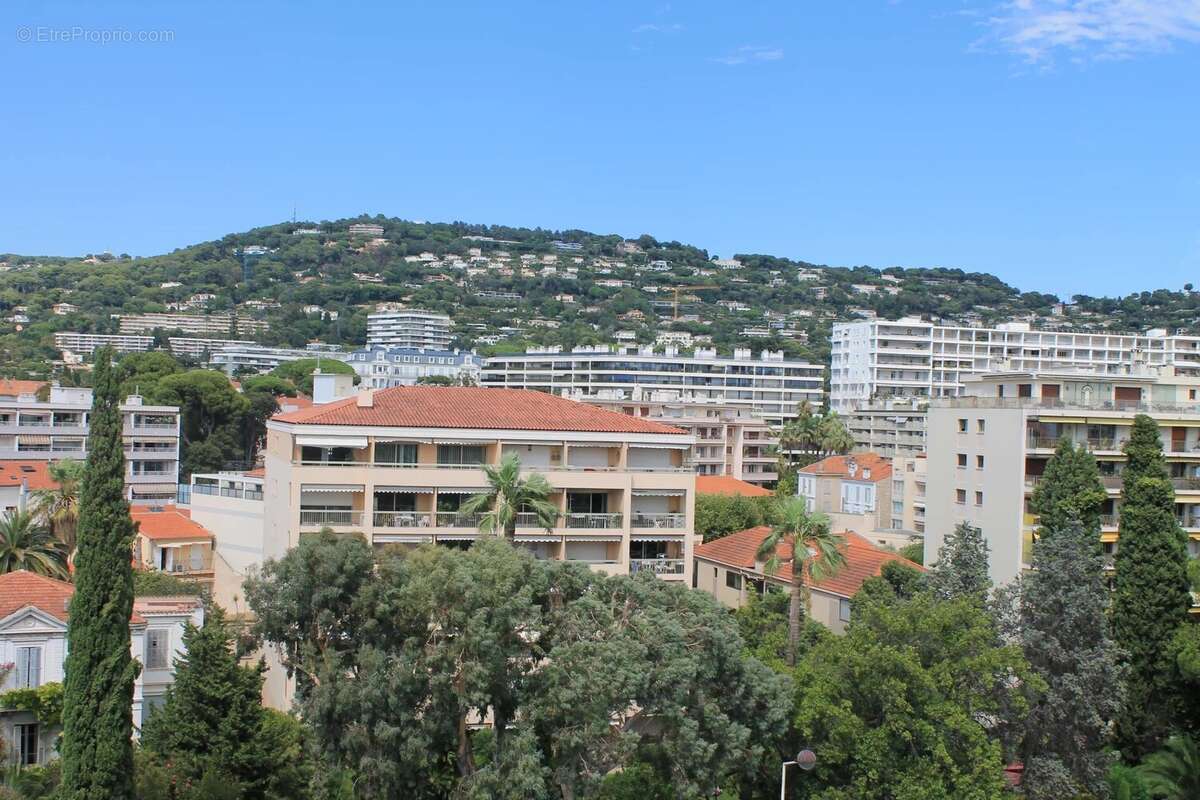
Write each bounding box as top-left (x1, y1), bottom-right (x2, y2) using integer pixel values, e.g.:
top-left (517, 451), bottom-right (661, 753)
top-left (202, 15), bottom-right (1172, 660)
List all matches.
top-left (168, 336), bottom-right (257, 360)
top-left (890, 455), bottom-right (927, 537)
top-left (209, 342), bottom-right (351, 375)
top-left (348, 223), bottom-right (385, 237)
top-left (846, 398), bottom-right (928, 458)
top-left (0, 384), bottom-right (181, 504)
top-left (925, 367), bottom-right (1200, 586)
top-left (131, 505), bottom-right (216, 589)
top-left (0, 570), bottom-right (202, 762)
top-left (796, 453), bottom-right (913, 548)
top-left (347, 346), bottom-right (481, 388)
top-left (830, 318), bottom-right (1200, 414)
top-left (578, 393), bottom-right (779, 486)
top-left (482, 345), bottom-right (823, 426)
top-left (366, 308), bottom-right (453, 350)
top-left (118, 312), bottom-right (269, 337)
top-left (54, 332), bottom-right (154, 356)
top-left (262, 379), bottom-right (698, 583)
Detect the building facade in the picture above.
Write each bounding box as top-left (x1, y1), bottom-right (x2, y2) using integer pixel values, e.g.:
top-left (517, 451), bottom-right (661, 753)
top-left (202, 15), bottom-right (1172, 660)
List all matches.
top-left (925, 367), bottom-right (1200, 586)
top-left (846, 398), bottom-right (928, 458)
top-left (54, 332), bottom-right (154, 356)
top-left (346, 346), bottom-right (481, 388)
top-left (366, 309), bottom-right (453, 351)
top-left (262, 380), bottom-right (699, 583)
top-left (118, 312), bottom-right (269, 337)
top-left (796, 453), bottom-right (914, 548)
top-left (209, 343), bottom-right (351, 375)
top-left (131, 505), bottom-right (216, 589)
top-left (0, 385), bottom-right (180, 504)
top-left (168, 337), bottom-right (257, 360)
top-left (482, 345), bottom-right (823, 426)
top-left (830, 318), bottom-right (1200, 414)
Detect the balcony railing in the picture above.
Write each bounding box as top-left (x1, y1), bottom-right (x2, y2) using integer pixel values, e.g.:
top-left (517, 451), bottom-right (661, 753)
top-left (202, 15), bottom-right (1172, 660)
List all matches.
top-left (191, 483), bottom-right (263, 501)
top-left (630, 513), bottom-right (685, 529)
top-left (435, 511), bottom-right (486, 528)
top-left (514, 511), bottom-right (557, 528)
top-left (299, 510), bottom-right (362, 527)
top-left (374, 511), bottom-right (433, 528)
top-left (565, 513), bottom-right (623, 529)
top-left (630, 558), bottom-right (685, 576)
top-left (1100, 514), bottom-right (1117, 528)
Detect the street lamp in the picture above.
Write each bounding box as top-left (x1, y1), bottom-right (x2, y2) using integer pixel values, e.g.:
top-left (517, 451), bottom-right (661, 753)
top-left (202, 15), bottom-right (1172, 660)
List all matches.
top-left (780, 748), bottom-right (816, 799)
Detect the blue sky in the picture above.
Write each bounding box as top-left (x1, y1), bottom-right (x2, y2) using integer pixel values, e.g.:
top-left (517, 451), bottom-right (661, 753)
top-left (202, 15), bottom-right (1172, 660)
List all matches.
top-left (2, 1), bottom-right (1198, 298)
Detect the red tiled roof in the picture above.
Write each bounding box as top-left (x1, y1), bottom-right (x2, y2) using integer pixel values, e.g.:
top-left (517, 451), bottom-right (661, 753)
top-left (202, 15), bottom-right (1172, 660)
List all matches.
top-left (0, 379), bottom-right (46, 398)
top-left (696, 475), bottom-right (772, 497)
top-left (243, 467), bottom-right (265, 478)
top-left (0, 570), bottom-right (147, 624)
top-left (272, 387), bottom-right (688, 435)
top-left (694, 526), bottom-right (923, 599)
top-left (131, 505), bottom-right (214, 542)
top-left (799, 453), bottom-right (892, 482)
top-left (0, 461), bottom-right (59, 491)
top-left (277, 394), bottom-right (313, 413)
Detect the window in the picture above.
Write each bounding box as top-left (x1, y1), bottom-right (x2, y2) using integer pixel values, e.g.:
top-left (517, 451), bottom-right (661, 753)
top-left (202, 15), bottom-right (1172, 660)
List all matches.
top-left (375, 442), bottom-right (418, 465)
top-left (437, 444), bottom-right (486, 466)
top-left (957, 453), bottom-right (967, 468)
top-left (976, 455), bottom-right (985, 469)
top-left (15, 646), bottom-right (42, 688)
top-left (958, 418), bottom-right (968, 433)
top-left (15, 723), bottom-right (39, 766)
top-left (1191, 389), bottom-right (1198, 401)
top-left (145, 629), bottom-right (169, 669)
top-left (838, 598), bottom-right (852, 622)
top-left (975, 491), bottom-right (984, 506)
top-left (977, 419), bottom-right (986, 433)
top-left (956, 489), bottom-right (967, 504)
top-left (725, 571), bottom-right (743, 590)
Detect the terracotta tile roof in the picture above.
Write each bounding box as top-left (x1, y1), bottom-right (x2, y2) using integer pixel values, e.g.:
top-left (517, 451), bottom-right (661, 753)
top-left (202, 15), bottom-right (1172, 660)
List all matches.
top-left (134, 596), bottom-right (202, 616)
top-left (0, 379), bottom-right (46, 398)
top-left (277, 394), bottom-right (313, 413)
top-left (0, 570), bottom-right (148, 624)
top-left (694, 526), bottom-right (922, 599)
top-left (273, 387), bottom-right (688, 435)
top-left (696, 475), bottom-right (772, 497)
top-left (799, 452), bottom-right (892, 482)
top-left (243, 467), bottom-right (265, 478)
top-left (131, 505), bottom-right (214, 542)
top-left (0, 460), bottom-right (59, 491)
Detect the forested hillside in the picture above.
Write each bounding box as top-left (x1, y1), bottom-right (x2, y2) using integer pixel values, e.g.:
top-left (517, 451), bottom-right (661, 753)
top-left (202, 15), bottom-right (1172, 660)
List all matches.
top-left (1, 214), bottom-right (1196, 378)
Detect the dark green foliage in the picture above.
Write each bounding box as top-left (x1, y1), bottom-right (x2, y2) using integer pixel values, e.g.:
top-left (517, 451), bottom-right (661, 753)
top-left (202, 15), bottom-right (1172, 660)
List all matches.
top-left (1029, 437), bottom-right (1106, 537)
top-left (853, 560), bottom-right (926, 613)
top-left (59, 347), bottom-right (138, 800)
top-left (694, 493), bottom-right (774, 542)
top-left (898, 539), bottom-right (924, 565)
top-left (1168, 623), bottom-right (1200, 735)
top-left (268, 358), bottom-right (354, 396)
top-left (245, 534), bottom-right (790, 800)
top-left (1018, 521), bottom-right (1124, 799)
top-left (1108, 763), bottom-right (1151, 800)
top-left (132, 570), bottom-right (208, 597)
top-left (927, 521), bottom-right (991, 605)
top-left (1137, 735), bottom-right (1200, 800)
top-left (594, 763), bottom-right (672, 800)
top-left (734, 588), bottom-right (831, 667)
top-left (1113, 419), bottom-right (1193, 760)
top-left (139, 606), bottom-right (304, 800)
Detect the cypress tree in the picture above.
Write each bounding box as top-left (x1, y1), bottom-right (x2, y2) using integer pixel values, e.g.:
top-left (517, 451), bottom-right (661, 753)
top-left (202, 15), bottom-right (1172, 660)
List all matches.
top-left (1019, 521), bottom-right (1125, 798)
top-left (1112, 414), bottom-right (1192, 760)
top-left (1030, 437), bottom-right (1106, 537)
top-left (927, 521), bottom-right (991, 605)
top-left (60, 347), bottom-right (138, 800)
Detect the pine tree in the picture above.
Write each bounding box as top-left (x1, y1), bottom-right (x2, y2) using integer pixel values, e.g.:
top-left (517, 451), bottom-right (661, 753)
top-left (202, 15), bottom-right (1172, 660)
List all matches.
top-left (928, 521), bottom-right (991, 605)
top-left (1030, 437), bottom-right (1106, 537)
top-left (140, 606), bottom-right (279, 799)
top-left (60, 347), bottom-right (138, 800)
top-left (1113, 415), bottom-right (1192, 760)
top-left (1019, 521), bottom-right (1125, 799)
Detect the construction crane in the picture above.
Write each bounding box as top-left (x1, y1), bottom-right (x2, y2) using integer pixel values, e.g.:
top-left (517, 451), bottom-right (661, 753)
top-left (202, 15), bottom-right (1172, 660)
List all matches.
top-left (668, 285), bottom-right (718, 320)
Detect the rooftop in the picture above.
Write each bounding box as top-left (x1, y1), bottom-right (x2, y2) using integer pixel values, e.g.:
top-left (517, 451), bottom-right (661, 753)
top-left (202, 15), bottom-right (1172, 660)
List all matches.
top-left (272, 386), bottom-right (688, 435)
top-left (0, 460), bottom-right (59, 491)
top-left (694, 527), bottom-right (922, 599)
top-left (0, 570), bottom-right (203, 624)
top-left (131, 505), bottom-right (214, 542)
top-left (696, 475), bottom-right (773, 497)
top-left (799, 453), bottom-right (892, 482)
top-left (0, 379), bottom-right (46, 398)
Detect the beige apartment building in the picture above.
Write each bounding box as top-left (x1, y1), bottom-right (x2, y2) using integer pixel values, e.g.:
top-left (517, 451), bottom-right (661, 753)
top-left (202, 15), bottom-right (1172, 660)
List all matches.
top-left (262, 377), bottom-right (699, 582)
top-left (796, 453), bottom-right (916, 549)
top-left (926, 367), bottom-right (1200, 586)
top-left (890, 455), bottom-right (927, 537)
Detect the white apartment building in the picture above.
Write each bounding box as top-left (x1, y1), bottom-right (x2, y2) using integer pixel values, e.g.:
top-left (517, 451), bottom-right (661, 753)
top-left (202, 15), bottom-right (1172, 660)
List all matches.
top-left (830, 318), bottom-right (1200, 414)
top-left (54, 332), bottom-right (154, 356)
top-left (366, 309), bottom-right (453, 350)
top-left (209, 343), bottom-right (351, 375)
top-left (118, 313), bottom-right (269, 337)
top-left (578, 393), bottom-right (779, 486)
top-left (0, 384), bottom-right (181, 504)
top-left (347, 346), bottom-right (481, 388)
top-left (262, 378), bottom-right (698, 583)
top-left (168, 337), bottom-right (257, 360)
top-left (482, 345), bottom-right (824, 427)
top-left (925, 367), bottom-right (1200, 586)
top-left (846, 398), bottom-right (928, 458)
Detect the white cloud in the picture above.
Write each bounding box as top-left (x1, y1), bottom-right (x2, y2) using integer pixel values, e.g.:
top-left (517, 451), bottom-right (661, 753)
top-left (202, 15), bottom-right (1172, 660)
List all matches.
top-left (633, 22), bottom-right (683, 34)
top-left (712, 44), bottom-right (785, 65)
top-left (985, 0), bottom-right (1200, 62)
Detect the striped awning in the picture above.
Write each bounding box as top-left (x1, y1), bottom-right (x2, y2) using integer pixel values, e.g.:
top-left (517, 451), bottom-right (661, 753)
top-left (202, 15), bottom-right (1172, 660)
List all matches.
top-left (374, 486), bottom-right (433, 494)
top-left (566, 533), bottom-right (624, 542)
top-left (436, 487), bottom-right (485, 495)
top-left (126, 436), bottom-right (177, 443)
top-left (629, 442), bottom-right (690, 450)
top-left (131, 483), bottom-right (178, 494)
top-left (632, 489), bottom-right (686, 497)
top-left (301, 484), bottom-right (364, 493)
top-left (18, 435), bottom-right (51, 445)
top-left (631, 533), bottom-right (686, 542)
top-left (436, 533), bottom-right (478, 541)
top-left (373, 534), bottom-right (433, 544)
top-left (515, 535), bottom-right (561, 543)
top-left (296, 435), bottom-right (368, 449)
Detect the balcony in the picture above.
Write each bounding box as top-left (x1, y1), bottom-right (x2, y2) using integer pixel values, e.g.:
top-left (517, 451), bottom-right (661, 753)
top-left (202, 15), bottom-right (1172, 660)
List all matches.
top-left (565, 513), bottom-right (623, 529)
top-left (435, 511), bottom-right (486, 528)
top-left (630, 558), bottom-right (685, 576)
top-left (630, 512), bottom-right (685, 529)
top-left (374, 511), bottom-right (433, 528)
top-left (191, 483), bottom-right (263, 501)
top-left (1100, 514), bottom-right (1118, 528)
top-left (299, 510), bottom-right (363, 528)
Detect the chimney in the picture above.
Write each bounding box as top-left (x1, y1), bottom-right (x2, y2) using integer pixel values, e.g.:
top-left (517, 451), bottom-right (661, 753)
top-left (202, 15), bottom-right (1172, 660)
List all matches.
top-left (312, 371), bottom-right (355, 404)
top-left (356, 388), bottom-right (375, 408)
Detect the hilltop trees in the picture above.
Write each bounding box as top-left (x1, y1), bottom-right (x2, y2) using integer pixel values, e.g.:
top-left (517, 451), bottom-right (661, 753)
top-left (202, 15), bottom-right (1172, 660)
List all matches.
top-left (1113, 415), bottom-right (1193, 760)
top-left (59, 347), bottom-right (138, 800)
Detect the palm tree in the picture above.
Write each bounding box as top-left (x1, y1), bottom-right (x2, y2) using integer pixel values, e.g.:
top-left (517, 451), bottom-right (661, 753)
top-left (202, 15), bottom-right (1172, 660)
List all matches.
top-left (32, 458), bottom-right (85, 552)
top-left (817, 412), bottom-right (855, 456)
top-left (756, 496), bottom-right (846, 666)
top-left (0, 509), bottom-right (69, 580)
top-left (1139, 735), bottom-right (1200, 800)
top-left (460, 453), bottom-right (560, 544)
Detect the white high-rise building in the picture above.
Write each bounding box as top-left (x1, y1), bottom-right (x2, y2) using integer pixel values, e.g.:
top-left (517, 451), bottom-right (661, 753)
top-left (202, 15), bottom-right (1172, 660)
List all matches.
top-left (482, 345), bottom-right (823, 426)
top-left (366, 309), bottom-right (453, 350)
top-left (830, 318), bottom-right (1200, 414)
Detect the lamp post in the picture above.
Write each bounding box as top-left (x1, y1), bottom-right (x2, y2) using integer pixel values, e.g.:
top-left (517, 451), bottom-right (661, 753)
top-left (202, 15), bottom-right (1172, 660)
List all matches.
top-left (780, 748), bottom-right (816, 799)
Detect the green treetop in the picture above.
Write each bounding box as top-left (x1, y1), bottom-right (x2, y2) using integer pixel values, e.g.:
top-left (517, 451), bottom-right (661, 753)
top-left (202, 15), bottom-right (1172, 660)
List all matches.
top-left (1123, 414), bottom-right (1168, 484)
top-left (928, 521), bottom-right (992, 606)
top-left (1030, 437), bottom-right (1106, 538)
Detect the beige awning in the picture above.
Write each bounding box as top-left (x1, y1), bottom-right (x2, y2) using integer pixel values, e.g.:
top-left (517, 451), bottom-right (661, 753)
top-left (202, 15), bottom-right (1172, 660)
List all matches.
top-left (374, 486), bottom-right (433, 494)
top-left (131, 483), bottom-right (178, 494)
top-left (18, 435), bottom-right (51, 445)
top-left (301, 484), bottom-right (364, 493)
